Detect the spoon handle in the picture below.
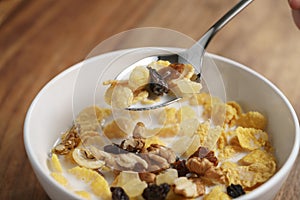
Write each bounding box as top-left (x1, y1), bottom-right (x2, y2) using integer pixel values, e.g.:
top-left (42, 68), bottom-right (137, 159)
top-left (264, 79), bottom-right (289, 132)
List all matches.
top-left (199, 0), bottom-right (254, 48)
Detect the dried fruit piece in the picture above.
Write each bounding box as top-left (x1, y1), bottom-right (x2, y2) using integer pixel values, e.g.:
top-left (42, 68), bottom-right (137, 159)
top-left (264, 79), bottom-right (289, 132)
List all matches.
top-left (111, 187), bottom-right (129, 200)
top-left (142, 183), bottom-right (170, 200)
top-left (171, 159), bottom-right (190, 177)
top-left (226, 184), bottom-right (245, 198)
top-left (147, 66), bottom-right (169, 98)
top-left (114, 171), bottom-right (147, 198)
top-left (173, 177), bottom-right (204, 198)
top-left (156, 168), bottom-right (178, 185)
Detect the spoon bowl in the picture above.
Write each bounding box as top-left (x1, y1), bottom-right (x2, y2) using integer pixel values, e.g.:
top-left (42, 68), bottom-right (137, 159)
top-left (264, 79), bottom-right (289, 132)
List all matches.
top-left (116, 0), bottom-right (253, 111)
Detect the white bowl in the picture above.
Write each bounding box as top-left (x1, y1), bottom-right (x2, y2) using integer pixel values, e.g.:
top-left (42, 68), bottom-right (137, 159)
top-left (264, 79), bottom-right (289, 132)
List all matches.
top-left (24, 48), bottom-right (300, 200)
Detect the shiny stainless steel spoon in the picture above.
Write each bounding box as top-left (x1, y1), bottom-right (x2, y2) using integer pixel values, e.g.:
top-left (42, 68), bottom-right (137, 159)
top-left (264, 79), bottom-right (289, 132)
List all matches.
top-left (117, 0), bottom-right (253, 111)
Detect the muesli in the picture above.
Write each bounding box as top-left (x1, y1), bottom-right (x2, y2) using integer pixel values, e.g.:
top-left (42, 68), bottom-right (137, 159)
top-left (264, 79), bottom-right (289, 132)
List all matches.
top-left (49, 61), bottom-right (276, 200)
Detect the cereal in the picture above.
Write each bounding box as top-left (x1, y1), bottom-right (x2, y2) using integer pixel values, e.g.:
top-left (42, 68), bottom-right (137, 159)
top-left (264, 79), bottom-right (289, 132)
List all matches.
top-left (75, 191), bottom-right (91, 200)
top-left (203, 185), bottom-right (230, 200)
top-left (176, 105), bottom-right (197, 123)
top-left (236, 127), bottom-right (268, 151)
top-left (49, 60), bottom-right (277, 200)
top-left (51, 172), bottom-right (68, 186)
top-left (128, 66), bottom-right (149, 91)
top-left (50, 153), bottom-right (63, 173)
top-left (237, 111), bottom-right (267, 130)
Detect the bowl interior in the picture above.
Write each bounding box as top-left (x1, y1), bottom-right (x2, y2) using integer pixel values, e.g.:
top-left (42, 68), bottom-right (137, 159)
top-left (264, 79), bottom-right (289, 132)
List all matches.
top-left (24, 48), bottom-right (299, 199)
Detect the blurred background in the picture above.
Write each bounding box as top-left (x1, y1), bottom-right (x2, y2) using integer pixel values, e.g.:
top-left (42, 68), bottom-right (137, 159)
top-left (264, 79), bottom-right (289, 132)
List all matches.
top-left (0, 0), bottom-right (299, 199)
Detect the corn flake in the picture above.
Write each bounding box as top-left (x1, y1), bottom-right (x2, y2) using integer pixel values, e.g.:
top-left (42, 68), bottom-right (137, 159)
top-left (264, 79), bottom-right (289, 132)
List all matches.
top-left (203, 185), bottom-right (231, 200)
top-left (236, 127), bottom-right (268, 151)
top-left (237, 111), bottom-right (267, 130)
top-left (51, 172), bottom-right (68, 186)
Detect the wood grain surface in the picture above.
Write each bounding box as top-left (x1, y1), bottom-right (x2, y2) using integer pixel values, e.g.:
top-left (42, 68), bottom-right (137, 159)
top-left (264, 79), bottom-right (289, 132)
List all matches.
top-left (0, 0), bottom-right (299, 199)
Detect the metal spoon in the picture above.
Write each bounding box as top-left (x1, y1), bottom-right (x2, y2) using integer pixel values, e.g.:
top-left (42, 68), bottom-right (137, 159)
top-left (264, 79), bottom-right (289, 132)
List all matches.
top-left (116, 0), bottom-right (253, 111)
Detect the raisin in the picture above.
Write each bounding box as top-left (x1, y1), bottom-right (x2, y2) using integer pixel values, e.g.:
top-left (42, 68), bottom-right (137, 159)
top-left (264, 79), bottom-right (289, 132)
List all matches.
top-left (189, 146), bottom-right (218, 166)
top-left (110, 187), bottom-right (129, 200)
top-left (226, 184), bottom-right (245, 198)
top-left (171, 159), bottom-right (190, 177)
top-left (147, 66), bottom-right (169, 97)
top-left (142, 183), bottom-right (170, 200)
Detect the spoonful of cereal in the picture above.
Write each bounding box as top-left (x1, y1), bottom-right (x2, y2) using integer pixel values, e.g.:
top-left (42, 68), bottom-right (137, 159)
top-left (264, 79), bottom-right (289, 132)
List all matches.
top-left (106, 0), bottom-right (253, 111)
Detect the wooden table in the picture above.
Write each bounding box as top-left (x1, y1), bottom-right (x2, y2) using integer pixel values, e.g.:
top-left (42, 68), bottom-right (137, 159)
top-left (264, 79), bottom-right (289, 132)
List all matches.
top-left (1, 0), bottom-right (299, 199)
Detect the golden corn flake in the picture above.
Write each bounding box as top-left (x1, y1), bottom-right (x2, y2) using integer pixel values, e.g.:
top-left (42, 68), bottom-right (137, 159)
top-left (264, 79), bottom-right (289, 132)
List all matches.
top-left (203, 185), bottom-right (231, 200)
top-left (51, 172), bottom-right (68, 186)
top-left (50, 153), bottom-right (63, 173)
top-left (180, 118), bottom-right (199, 137)
top-left (189, 92), bottom-right (211, 106)
top-left (203, 126), bottom-right (223, 150)
top-left (144, 136), bottom-right (166, 148)
top-left (237, 111), bottom-right (267, 130)
top-left (90, 176), bottom-right (111, 200)
top-left (132, 90), bottom-right (149, 104)
top-left (236, 127), bottom-right (268, 151)
top-left (224, 103), bottom-right (239, 127)
top-left (218, 145), bottom-right (244, 160)
top-left (239, 149), bottom-right (276, 166)
top-left (103, 120), bottom-right (129, 139)
top-left (158, 107), bottom-right (178, 125)
top-left (195, 121), bottom-right (210, 144)
top-left (183, 135), bottom-right (201, 158)
top-left (68, 166), bottom-right (100, 183)
top-left (111, 85), bottom-right (134, 108)
top-left (74, 191), bottom-right (91, 200)
top-left (75, 106), bottom-right (111, 133)
top-left (227, 101), bottom-right (243, 116)
top-left (222, 150), bottom-right (276, 188)
top-left (128, 66), bottom-right (149, 91)
top-left (181, 64), bottom-right (195, 79)
top-left (148, 60), bottom-right (171, 71)
top-left (176, 105), bottom-right (196, 123)
top-left (153, 124), bottom-right (180, 137)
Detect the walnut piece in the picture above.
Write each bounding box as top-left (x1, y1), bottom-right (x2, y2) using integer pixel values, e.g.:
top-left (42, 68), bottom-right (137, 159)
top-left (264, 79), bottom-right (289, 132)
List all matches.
top-left (174, 177), bottom-right (205, 198)
top-left (139, 172), bottom-right (156, 183)
top-left (186, 157), bottom-right (225, 184)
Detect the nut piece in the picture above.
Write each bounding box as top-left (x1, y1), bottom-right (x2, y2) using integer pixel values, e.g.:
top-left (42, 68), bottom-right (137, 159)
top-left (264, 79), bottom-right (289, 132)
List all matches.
top-left (120, 137), bottom-right (145, 153)
top-left (139, 172), bottom-right (156, 183)
top-left (186, 157), bottom-right (225, 184)
top-left (72, 148), bottom-right (105, 169)
top-left (189, 147), bottom-right (218, 166)
top-left (147, 144), bottom-right (176, 164)
top-left (53, 126), bottom-right (80, 155)
top-left (174, 177), bottom-right (205, 198)
top-left (115, 153), bottom-right (148, 171)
